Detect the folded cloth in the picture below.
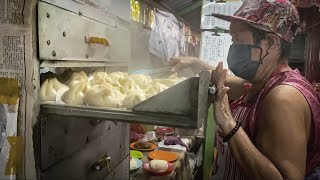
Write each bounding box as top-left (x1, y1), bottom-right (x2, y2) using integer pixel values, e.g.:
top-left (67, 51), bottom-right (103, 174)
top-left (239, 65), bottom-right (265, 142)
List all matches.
top-left (158, 138), bottom-right (189, 151)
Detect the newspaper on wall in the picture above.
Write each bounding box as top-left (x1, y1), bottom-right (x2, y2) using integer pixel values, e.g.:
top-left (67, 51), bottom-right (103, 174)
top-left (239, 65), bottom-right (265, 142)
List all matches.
top-left (0, 0), bottom-right (24, 24)
top-left (0, 24), bottom-right (26, 141)
top-left (0, 0), bottom-right (29, 179)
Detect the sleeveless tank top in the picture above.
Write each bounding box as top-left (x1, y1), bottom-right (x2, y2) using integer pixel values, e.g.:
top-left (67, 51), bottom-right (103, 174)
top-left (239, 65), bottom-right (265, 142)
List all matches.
top-left (212, 68), bottom-right (320, 179)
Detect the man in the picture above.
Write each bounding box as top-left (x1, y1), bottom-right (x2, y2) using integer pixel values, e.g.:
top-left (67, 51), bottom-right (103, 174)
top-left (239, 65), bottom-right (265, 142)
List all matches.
top-left (170, 0), bottom-right (320, 179)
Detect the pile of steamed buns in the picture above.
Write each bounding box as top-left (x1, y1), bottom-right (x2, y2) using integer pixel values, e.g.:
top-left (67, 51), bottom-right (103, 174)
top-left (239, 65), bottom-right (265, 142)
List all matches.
top-left (40, 71), bottom-right (186, 110)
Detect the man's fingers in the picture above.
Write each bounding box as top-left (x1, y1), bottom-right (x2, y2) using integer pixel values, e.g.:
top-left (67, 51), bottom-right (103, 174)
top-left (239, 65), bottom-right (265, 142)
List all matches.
top-left (211, 62), bottom-right (225, 85)
top-left (222, 69), bottom-right (227, 80)
top-left (211, 70), bottom-right (217, 84)
top-left (216, 62), bottom-right (223, 74)
top-left (217, 86), bottom-right (230, 102)
top-left (215, 71), bottom-right (227, 94)
top-left (217, 69), bottom-right (227, 87)
top-left (221, 87), bottom-right (230, 103)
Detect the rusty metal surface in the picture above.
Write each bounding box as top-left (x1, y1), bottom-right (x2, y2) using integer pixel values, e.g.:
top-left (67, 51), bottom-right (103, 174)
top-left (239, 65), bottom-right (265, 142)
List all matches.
top-left (40, 121), bottom-right (129, 180)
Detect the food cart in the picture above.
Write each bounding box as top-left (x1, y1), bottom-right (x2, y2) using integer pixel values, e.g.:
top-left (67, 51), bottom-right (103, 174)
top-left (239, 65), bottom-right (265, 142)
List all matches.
top-left (31, 1), bottom-right (214, 180)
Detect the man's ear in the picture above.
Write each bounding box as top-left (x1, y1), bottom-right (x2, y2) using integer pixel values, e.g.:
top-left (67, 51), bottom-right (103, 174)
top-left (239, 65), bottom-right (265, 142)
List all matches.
top-left (265, 34), bottom-right (281, 50)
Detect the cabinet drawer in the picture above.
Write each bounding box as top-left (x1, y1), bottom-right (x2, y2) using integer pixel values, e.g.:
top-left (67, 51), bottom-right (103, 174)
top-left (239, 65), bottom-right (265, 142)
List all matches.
top-left (104, 156), bottom-right (129, 180)
top-left (40, 113), bottom-right (128, 170)
top-left (41, 122), bottom-right (129, 180)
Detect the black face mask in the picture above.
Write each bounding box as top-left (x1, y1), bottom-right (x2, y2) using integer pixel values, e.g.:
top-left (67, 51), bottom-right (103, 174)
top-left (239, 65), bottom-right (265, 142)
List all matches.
top-left (227, 44), bottom-right (268, 81)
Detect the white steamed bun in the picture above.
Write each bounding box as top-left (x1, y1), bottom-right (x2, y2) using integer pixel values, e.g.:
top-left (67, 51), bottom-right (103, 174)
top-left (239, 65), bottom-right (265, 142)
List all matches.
top-left (130, 74), bottom-right (152, 89)
top-left (89, 71), bottom-right (115, 86)
top-left (149, 160), bottom-right (168, 172)
top-left (61, 82), bottom-right (88, 105)
top-left (65, 71), bottom-right (88, 87)
top-left (40, 78), bottom-right (69, 102)
top-left (122, 91), bottom-right (146, 110)
top-left (84, 85), bottom-right (123, 108)
top-left (109, 71), bottom-right (128, 85)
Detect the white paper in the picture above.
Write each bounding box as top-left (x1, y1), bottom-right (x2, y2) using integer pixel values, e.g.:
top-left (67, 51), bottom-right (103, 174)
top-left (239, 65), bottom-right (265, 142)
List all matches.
top-left (201, 1), bottom-right (242, 30)
top-left (200, 31), bottom-right (232, 69)
top-left (158, 138), bottom-right (190, 151)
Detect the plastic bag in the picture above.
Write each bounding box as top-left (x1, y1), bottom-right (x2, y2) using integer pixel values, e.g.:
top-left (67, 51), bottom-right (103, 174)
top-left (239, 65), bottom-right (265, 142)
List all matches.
top-left (149, 9), bottom-right (185, 62)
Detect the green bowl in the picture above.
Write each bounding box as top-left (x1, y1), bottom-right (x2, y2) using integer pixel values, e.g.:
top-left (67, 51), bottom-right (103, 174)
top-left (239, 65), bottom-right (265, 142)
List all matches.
top-left (130, 150), bottom-right (143, 159)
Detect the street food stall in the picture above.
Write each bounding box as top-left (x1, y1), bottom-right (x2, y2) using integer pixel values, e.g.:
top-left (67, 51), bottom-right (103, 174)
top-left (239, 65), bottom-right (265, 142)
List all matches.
top-left (0, 0), bottom-right (319, 180)
top-left (32, 1), bottom-right (215, 180)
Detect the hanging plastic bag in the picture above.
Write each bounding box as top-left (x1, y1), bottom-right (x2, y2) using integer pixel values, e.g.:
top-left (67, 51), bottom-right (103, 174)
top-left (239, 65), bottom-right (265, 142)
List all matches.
top-left (149, 9), bottom-right (185, 63)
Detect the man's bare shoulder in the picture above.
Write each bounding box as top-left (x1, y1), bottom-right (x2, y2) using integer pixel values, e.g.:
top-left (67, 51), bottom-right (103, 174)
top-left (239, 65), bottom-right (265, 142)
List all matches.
top-left (264, 84), bottom-right (308, 107)
top-left (259, 84), bottom-right (310, 126)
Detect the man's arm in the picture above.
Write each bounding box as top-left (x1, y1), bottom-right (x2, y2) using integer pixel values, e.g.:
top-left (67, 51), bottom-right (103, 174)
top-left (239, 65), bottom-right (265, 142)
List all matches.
top-left (169, 57), bottom-right (246, 100)
top-left (255, 85), bottom-right (310, 179)
top-left (225, 75), bottom-right (247, 101)
top-left (223, 85), bottom-right (310, 179)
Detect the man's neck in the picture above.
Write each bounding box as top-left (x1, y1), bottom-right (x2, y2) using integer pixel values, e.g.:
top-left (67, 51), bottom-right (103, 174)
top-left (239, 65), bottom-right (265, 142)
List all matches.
top-left (251, 64), bottom-right (278, 87)
top-left (251, 60), bottom-right (289, 88)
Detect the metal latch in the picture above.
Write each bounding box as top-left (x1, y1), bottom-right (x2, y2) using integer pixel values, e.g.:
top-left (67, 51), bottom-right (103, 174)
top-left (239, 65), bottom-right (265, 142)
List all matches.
top-left (208, 82), bottom-right (217, 95)
top-left (92, 155), bottom-right (111, 171)
top-left (85, 36), bottom-right (110, 46)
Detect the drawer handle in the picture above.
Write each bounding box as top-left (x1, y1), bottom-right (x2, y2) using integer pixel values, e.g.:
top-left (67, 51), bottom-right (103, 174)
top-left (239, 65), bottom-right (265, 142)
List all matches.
top-left (85, 36), bottom-right (110, 46)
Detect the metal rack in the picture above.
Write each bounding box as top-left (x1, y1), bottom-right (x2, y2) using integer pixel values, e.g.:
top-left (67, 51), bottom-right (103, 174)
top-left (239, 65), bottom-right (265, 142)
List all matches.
top-left (40, 70), bottom-right (211, 129)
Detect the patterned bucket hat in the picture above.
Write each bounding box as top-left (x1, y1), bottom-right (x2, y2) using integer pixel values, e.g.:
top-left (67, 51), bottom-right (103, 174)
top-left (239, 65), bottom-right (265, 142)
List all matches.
top-left (212, 0), bottom-right (300, 42)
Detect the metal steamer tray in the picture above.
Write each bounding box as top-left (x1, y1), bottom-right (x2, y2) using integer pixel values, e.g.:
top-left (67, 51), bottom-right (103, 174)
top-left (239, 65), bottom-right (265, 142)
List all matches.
top-left (40, 71), bottom-right (211, 129)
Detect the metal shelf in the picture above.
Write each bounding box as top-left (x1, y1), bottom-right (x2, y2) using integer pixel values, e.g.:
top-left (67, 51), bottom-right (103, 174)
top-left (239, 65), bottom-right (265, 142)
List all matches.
top-left (41, 103), bottom-right (194, 128)
top-left (40, 60), bottom-right (128, 68)
top-left (40, 71), bottom-right (211, 129)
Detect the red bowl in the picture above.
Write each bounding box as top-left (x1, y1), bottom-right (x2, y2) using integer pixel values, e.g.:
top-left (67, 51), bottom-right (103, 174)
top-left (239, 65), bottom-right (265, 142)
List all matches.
top-left (143, 162), bottom-right (173, 176)
top-left (155, 127), bottom-right (174, 136)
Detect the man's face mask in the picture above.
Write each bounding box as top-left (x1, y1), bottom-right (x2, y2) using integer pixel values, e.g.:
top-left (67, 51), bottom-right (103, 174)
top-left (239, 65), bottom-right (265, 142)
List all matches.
top-left (227, 44), bottom-right (267, 81)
